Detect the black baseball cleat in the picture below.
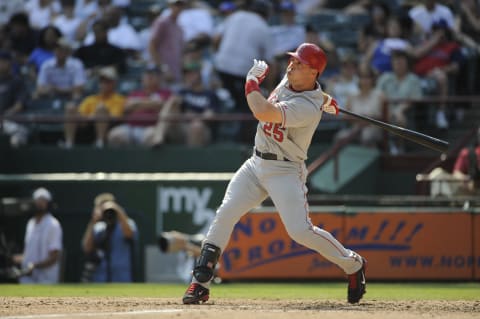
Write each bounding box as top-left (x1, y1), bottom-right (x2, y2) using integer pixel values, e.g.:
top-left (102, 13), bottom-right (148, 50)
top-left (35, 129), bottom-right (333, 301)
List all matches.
top-left (347, 258), bottom-right (367, 304)
top-left (182, 283), bottom-right (210, 304)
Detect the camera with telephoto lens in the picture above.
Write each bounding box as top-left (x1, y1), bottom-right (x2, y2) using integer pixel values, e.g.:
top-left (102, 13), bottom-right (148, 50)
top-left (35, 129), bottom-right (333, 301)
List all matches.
top-left (158, 231), bottom-right (204, 255)
top-left (102, 208), bottom-right (117, 224)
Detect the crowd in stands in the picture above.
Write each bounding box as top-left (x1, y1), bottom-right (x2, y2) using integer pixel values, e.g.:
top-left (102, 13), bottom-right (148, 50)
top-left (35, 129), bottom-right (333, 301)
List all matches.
top-left (0, 0), bottom-right (478, 153)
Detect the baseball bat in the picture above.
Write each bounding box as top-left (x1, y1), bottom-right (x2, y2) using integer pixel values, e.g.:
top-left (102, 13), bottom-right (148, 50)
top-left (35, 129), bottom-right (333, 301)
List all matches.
top-left (339, 108), bottom-right (449, 153)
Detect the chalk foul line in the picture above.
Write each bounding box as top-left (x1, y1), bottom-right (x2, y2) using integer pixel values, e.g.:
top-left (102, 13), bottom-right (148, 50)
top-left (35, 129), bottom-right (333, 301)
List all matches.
top-left (0, 309), bottom-right (183, 319)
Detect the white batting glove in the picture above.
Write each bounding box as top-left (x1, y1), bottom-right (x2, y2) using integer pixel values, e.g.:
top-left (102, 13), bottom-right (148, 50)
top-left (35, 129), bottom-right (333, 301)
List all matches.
top-left (321, 93), bottom-right (339, 115)
top-left (246, 59), bottom-right (269, 85)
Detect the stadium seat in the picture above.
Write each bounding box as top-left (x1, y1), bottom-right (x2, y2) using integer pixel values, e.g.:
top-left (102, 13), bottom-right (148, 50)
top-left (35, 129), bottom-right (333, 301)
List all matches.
top-left (24, 97), bottom-right (67, 139)
top-left (308, 10), bottom-right (347, 32)
top-left (26, 97), bottom-right (68, 115)
top-left (327, 28), bottom-right (359, 48)
top-left (118, 78), bottom-right (141, 95)
top-left (347, 14), bottom-right (371, 28)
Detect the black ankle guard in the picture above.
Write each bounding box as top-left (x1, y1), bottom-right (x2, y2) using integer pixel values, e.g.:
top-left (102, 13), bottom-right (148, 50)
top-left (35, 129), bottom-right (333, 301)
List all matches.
top-left (193, 243), bottom-right (221, 283)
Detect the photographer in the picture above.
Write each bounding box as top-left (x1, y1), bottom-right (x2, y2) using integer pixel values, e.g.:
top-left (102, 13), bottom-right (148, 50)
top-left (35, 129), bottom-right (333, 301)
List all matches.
top-left (81, 193), bottom-right (137, 282)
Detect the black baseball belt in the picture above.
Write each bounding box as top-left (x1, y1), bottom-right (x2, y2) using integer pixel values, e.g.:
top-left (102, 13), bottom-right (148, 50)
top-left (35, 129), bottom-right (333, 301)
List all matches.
top-left (254, 148), bottom-right (290, 162)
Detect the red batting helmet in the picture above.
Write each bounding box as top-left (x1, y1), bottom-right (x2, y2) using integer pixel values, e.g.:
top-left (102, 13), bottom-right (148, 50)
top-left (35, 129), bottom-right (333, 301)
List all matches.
top-left (287, 43), bottom-right (327, 74)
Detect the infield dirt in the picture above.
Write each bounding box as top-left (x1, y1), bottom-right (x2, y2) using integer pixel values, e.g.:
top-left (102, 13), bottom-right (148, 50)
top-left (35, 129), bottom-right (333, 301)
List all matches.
top-left (1, 297), bottom-right (479, 319)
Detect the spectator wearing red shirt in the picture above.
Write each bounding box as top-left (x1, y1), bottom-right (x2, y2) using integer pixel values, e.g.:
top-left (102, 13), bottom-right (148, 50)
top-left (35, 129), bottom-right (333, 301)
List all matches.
top-left (413, 19), bottom-right (464, 129)
top-left (107, 66), bottom-right (175, 147)
top-left (452, 128), bottom-right (480, 194)
top-left (148, 0), bottom-right (186, 84)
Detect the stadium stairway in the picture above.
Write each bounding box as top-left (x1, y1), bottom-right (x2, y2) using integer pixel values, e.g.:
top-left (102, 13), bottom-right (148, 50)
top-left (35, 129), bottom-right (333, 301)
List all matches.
top-left (309, 145), bottom-right (380, 194)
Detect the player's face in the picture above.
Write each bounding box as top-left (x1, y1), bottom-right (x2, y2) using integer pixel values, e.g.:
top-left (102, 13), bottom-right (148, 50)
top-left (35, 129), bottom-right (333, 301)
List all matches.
top-left (286, 57), bottom-right (317, 89)
top-left (34, 198), bottom-right (49, 213)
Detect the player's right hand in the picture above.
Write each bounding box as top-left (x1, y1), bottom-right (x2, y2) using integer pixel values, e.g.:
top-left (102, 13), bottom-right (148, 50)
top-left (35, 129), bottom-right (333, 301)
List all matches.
top-left (246, 59), bottom-right (269, 85)
top-left (322, 93), bottom-right (339, 115)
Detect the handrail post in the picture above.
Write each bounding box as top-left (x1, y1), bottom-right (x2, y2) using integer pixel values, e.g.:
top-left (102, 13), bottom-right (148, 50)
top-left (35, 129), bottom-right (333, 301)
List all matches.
top-left (382, 98), bottom-right (389, 152)
top-left (333, 153), bottom-right (339, 182)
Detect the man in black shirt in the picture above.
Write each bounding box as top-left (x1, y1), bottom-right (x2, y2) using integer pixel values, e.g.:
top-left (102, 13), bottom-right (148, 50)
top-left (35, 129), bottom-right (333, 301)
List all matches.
top-left (178, 62), bottom-right (219, 146)
top-left (74, 20), bottom-right (126, 75)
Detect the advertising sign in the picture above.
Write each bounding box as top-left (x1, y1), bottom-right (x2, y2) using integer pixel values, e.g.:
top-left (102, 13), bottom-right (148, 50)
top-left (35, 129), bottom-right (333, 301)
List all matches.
top-left (156, 182), bottom-right (228, 235)
top-left (219, 210), bottom-right (476, 280)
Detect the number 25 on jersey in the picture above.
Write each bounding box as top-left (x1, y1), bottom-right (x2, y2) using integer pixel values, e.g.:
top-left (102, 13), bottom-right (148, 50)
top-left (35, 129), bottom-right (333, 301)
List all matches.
top-left (263, 122), bottom-right (284, 142)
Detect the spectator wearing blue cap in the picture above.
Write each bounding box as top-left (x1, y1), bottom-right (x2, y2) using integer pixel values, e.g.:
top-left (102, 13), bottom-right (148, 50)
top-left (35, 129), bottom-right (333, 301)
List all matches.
top-left (212, 2), bottom-right (237, 50)
top-left (270, 1), bottom-right (306, 57)
top-left (0, 50), bottom-right (29, 147)
top-left (219, 1), bottom-right (236, 13)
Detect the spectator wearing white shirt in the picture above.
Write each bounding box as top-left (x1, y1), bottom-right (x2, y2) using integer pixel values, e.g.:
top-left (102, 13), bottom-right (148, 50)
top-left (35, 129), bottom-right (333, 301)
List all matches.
top-left (295, 0), bottom-right (322, 16)
top-left (163, 0), bottom-right (214, 43)
top-left (270, 1), bottom-right (306, 57)
top-left (214, 0), bottom-right (274, 141)
top-left (111, 0), bottom-right (129, 8)
top-left (53, 0), bottom-right (83, 43)
top-left (13, 188), bottom-right (63, 284)
top-left (409, 0), bottom-right (454, 36)
top-left (83, 5), bottom-right (141, 52)
top-left (35, 37), bottom-right (86, 100)
top-left (74, 0), bottom-right (98, 20)
top-left (0, 0), bottom-right (24, 25)
top-left (24, 0), bottom-right (62, 30)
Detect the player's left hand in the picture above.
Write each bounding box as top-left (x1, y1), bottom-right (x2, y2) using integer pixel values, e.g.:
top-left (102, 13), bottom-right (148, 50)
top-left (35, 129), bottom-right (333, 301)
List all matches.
top-left (246, 59), bottom-right (269, 85)
top-left (321, 93), bottom-right (339, 115)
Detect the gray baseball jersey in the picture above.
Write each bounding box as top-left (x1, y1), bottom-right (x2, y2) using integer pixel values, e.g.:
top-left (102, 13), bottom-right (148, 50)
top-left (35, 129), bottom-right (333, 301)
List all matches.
top-left (199, 74), bottom-right (364, 282)
top-left (254, 75), bottom-right (324, 162)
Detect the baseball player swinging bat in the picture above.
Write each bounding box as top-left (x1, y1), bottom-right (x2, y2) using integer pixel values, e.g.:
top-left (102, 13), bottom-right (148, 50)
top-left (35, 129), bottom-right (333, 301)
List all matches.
top-left (183, 43), bottom-right (367, 306)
